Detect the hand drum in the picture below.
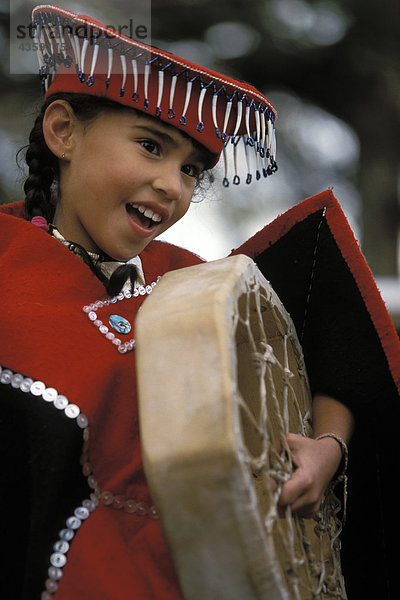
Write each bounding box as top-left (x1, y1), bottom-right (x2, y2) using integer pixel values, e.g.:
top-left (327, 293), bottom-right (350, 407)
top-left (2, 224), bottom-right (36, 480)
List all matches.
top-left (136, 255), bottom-right (346, 600)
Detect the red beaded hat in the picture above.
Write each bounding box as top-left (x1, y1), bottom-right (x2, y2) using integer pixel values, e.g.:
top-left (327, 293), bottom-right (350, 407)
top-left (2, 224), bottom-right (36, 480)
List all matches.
top-left (32, 5), bottom-right (277, 184)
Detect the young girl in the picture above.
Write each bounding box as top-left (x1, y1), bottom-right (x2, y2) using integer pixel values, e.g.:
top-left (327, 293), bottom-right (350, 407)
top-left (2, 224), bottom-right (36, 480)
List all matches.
top-left (1, 5), bottom-right (398, 599)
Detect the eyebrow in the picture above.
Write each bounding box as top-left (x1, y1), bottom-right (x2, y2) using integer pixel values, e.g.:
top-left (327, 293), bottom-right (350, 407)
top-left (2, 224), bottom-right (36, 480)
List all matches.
top-left (133, 124), bottom-right (180, 148)
top-left (132, 123), bottom-right (208, 166)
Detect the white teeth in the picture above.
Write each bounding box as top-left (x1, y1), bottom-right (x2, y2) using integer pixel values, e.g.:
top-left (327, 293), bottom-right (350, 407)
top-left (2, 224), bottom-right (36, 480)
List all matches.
top-left (143, 208), bottom-right (156, 220)
top-left (130, 203), bottom-right (162, 223)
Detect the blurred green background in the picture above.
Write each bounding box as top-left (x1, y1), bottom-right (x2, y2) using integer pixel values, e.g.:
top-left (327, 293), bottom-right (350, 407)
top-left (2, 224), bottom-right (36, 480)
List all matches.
top-left (2, 0), bottom-right (400, 322)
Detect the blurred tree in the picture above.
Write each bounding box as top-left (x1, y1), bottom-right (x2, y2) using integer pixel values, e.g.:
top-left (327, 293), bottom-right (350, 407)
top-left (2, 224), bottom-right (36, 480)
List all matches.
top-left (150, 0), bottom-right (400, 275)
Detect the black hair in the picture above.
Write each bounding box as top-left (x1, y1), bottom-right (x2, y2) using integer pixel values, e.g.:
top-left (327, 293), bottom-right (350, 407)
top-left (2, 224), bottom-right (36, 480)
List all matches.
top-left (22, 92), bottom-right (214, 294)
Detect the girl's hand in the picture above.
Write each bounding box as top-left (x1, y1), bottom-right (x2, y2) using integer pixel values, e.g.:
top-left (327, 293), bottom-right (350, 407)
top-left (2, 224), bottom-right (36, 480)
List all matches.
top-left (278, 432), bottom-right (343, 517)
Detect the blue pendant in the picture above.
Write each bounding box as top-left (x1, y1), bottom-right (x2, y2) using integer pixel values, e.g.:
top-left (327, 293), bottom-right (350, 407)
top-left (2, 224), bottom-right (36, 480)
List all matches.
top-left (109, 314), bottom-right (132, 335)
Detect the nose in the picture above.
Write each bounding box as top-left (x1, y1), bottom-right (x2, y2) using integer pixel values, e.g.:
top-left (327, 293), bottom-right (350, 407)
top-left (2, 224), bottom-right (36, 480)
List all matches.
top-left (151, 161), bottom-right (182, 202)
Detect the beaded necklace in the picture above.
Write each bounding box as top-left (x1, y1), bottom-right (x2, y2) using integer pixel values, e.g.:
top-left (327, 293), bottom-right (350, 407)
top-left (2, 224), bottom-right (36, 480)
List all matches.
top-left (82, 278), bottom-right (161, 354)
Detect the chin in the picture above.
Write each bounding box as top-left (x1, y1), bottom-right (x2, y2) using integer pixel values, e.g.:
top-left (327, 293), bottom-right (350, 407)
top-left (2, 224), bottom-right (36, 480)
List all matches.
top-left (99, 234), bottom-right (151, 261)
top-left (107, 246), bottom-right (144, 262)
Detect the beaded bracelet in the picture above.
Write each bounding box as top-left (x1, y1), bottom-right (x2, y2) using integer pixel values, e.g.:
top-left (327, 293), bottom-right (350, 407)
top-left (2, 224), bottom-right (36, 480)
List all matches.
top-left (315, 433), bottom-right (348, 522)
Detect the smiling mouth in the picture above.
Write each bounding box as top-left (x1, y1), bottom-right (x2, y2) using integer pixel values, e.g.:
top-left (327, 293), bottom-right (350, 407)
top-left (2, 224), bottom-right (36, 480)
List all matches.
top-left (126, 203), bottom-right (163, 229)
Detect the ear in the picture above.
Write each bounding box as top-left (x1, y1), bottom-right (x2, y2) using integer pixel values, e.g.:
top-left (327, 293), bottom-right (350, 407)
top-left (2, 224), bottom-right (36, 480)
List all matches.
top-left (42, 100), bottom-right (80, 160)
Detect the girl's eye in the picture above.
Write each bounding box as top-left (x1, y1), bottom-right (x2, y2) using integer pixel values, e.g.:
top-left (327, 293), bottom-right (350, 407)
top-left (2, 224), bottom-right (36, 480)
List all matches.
top-left (140, 140), bottom-right (160, 155)
top-left (181, 164), bottom-right (201, 178)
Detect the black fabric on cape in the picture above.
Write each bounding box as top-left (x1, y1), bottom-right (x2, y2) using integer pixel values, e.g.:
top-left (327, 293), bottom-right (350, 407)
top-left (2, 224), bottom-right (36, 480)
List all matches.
top-left (0, 384), bottom-right (90, 598)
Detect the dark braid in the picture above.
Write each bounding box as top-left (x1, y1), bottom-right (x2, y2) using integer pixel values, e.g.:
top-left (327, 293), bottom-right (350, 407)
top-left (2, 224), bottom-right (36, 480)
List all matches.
top-left (107, 264), bottom-right (138, 297)
top-left (24, 101), bottom-right (59, 221)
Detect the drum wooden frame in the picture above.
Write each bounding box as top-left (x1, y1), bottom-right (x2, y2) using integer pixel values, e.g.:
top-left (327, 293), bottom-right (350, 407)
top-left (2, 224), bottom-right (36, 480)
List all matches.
top-left (136, 255), bottom-right (346, 600)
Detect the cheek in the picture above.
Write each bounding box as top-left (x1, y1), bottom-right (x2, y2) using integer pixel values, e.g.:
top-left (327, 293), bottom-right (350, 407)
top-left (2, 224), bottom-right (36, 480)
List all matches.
top-left (177, 185), bottom-right (196, 219)
top-left (79, 141), bottom-right (135, 183)
top-left (78, 165), bottom-right (137, 210)
top-left (171, 199), bottom-right (191, 228)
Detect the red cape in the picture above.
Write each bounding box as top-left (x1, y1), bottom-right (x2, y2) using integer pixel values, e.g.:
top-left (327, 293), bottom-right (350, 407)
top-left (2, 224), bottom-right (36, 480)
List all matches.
top-left (1, 191), bottom-right (399, 599)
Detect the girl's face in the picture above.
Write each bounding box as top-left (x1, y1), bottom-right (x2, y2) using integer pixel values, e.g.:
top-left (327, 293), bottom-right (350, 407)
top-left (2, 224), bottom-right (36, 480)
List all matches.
top-left (54, 109), bottom-right (207, 261)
